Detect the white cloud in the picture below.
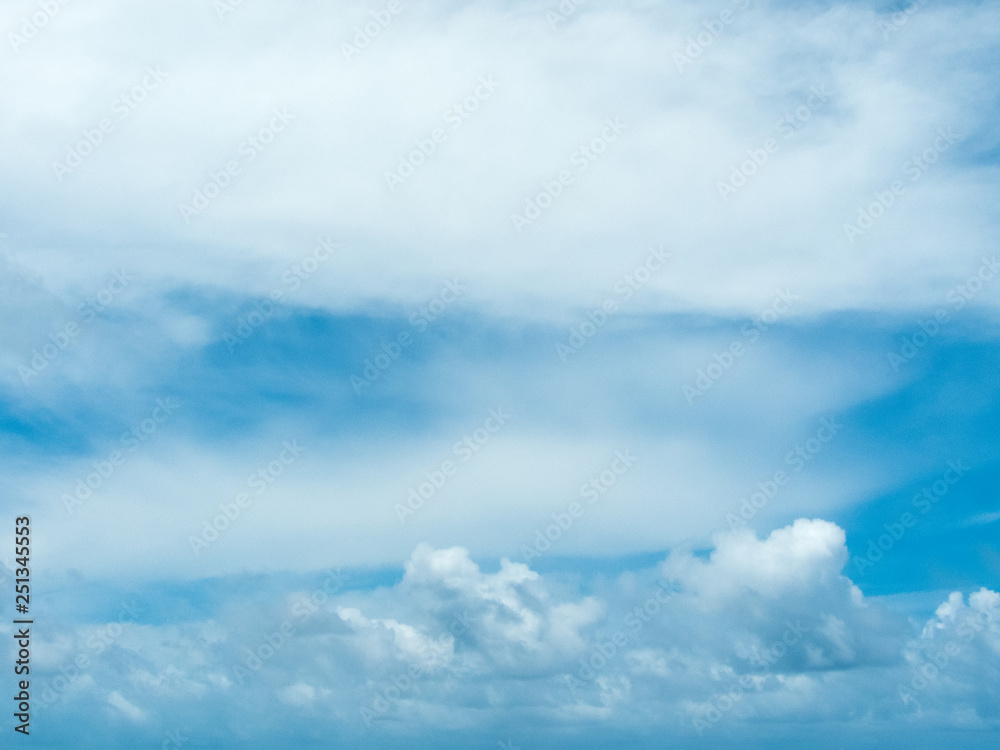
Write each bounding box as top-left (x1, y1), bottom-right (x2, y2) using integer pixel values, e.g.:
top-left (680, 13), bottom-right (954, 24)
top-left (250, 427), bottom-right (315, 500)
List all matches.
top-left (106, 690), bottom-right (146, 723)
top-left (0, 0), bottom-right (997, 319)
top-left (18, 521), bottom-right (998, 741)
top-left (663, 518), bottom-right (851, 604)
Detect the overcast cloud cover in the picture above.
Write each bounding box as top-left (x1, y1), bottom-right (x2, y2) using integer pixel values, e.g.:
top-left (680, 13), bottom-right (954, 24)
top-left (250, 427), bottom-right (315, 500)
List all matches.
top-left (1, 0), bottom-right (999, 747)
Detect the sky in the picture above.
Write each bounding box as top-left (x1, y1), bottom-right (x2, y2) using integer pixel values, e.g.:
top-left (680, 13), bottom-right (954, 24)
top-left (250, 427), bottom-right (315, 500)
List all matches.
top-left (1, 0), bottom-right (999, 747)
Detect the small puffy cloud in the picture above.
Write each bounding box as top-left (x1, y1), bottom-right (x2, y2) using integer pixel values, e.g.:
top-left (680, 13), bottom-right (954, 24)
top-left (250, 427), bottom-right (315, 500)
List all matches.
top-left (644, 519), bottom-right (898, 680)
top-left (663, 518), bottom-right (850, 603)
top-left (349, 544), bottom-right (603, 676)
top-left (898, 587), bottom-right (1000, 725)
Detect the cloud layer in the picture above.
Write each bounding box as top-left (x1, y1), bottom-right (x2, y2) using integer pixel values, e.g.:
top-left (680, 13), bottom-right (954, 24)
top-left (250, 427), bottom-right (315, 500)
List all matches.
top-left (6, 520), bottom-right (998, 748)
top-left (1, 0), bottom-right (998, 318)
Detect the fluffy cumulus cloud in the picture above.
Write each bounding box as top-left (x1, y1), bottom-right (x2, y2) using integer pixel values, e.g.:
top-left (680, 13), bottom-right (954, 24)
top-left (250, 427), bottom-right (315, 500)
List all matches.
top-left (898, 588), bottom-right (1000, 726)
top-left (6, 520), bottom-right (998, 747)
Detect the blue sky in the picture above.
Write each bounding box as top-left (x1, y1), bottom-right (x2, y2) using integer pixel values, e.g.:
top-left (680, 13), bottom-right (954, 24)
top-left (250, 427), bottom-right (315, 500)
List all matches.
top-left (1, 0), bottom-right (999, 747)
